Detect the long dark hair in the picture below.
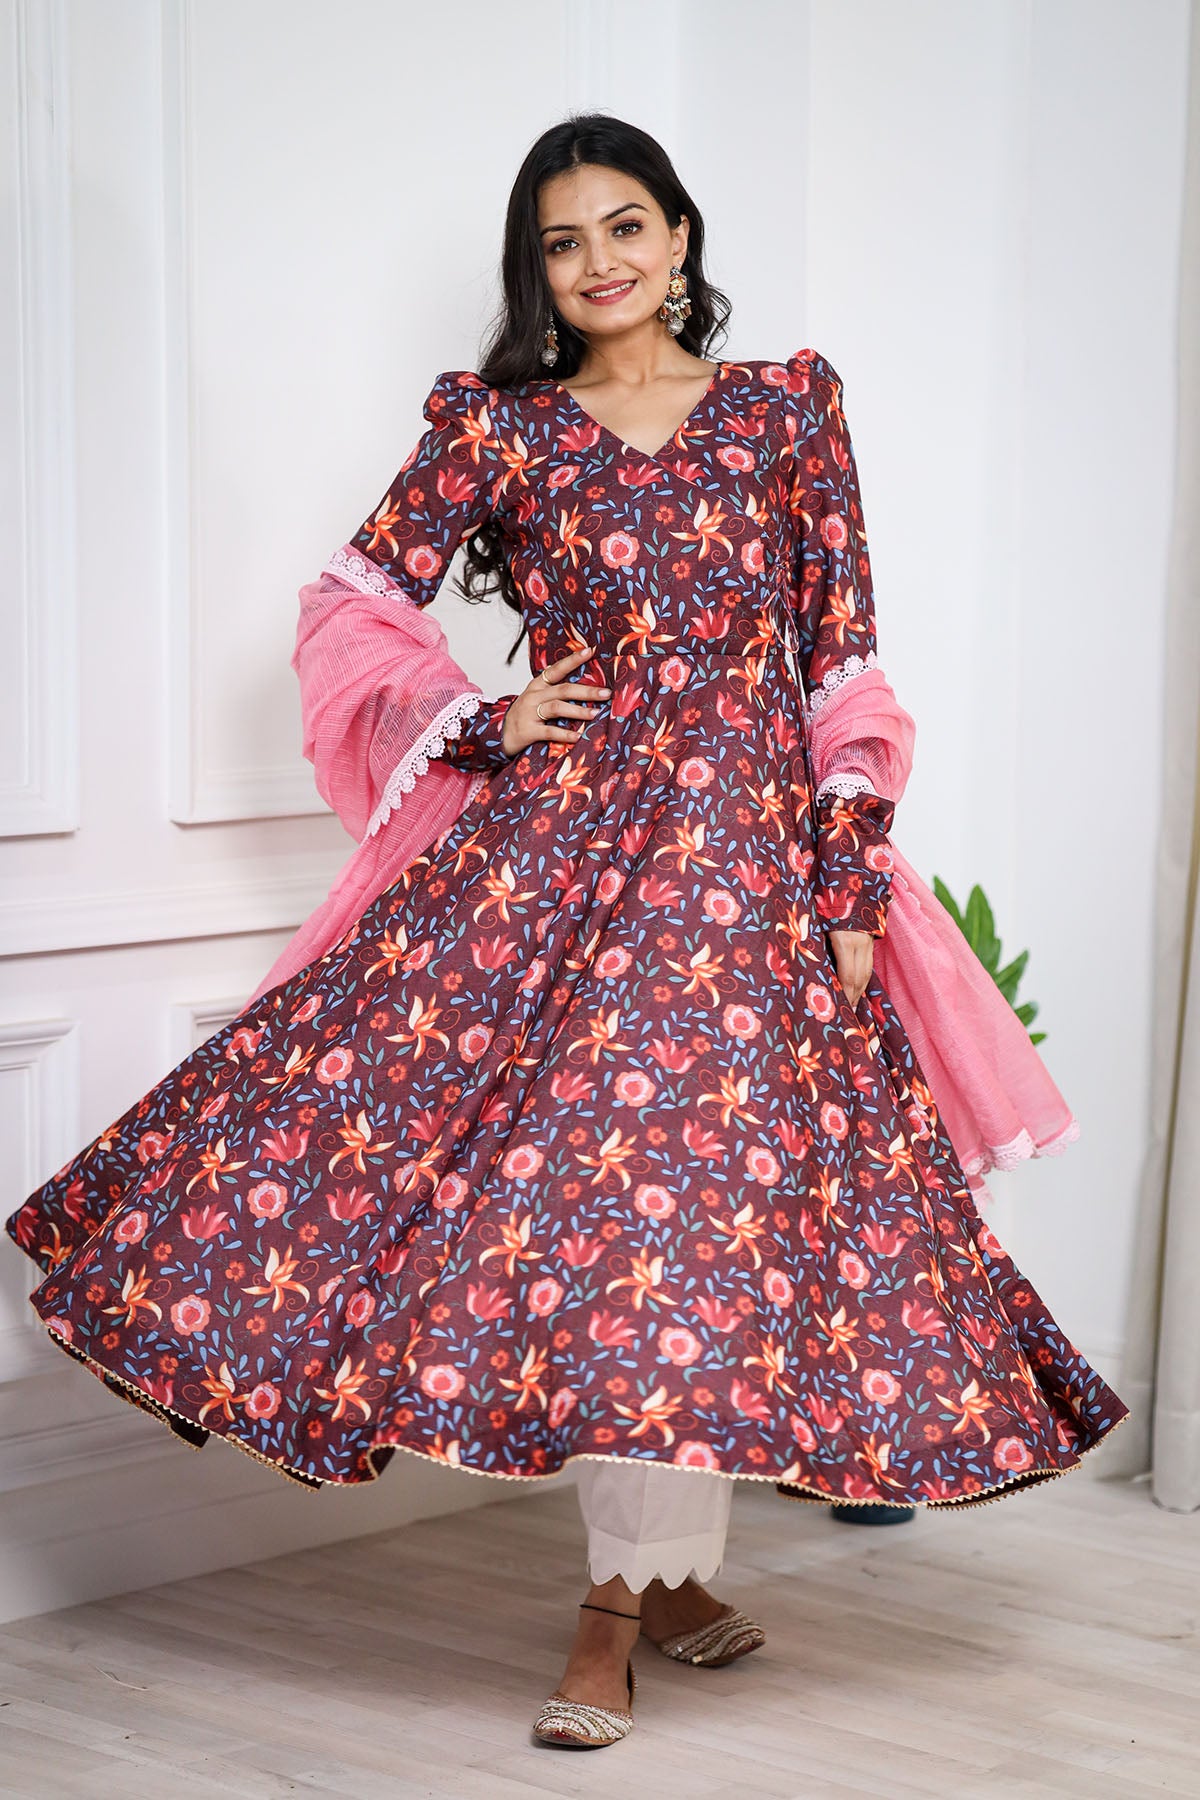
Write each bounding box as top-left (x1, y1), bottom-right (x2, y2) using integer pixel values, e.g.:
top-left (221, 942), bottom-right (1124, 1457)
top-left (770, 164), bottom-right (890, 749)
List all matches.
top-left (456, 113), bottom-right (732, 652)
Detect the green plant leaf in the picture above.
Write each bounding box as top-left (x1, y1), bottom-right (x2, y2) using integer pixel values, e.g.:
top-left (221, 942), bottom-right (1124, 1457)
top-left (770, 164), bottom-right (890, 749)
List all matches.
top-left (994, 950), bottom-right (1029, 1003)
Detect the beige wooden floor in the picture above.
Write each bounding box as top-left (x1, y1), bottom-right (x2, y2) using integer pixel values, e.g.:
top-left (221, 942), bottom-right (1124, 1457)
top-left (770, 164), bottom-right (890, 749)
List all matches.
top-left (0, 1471), bottom-right (1195, 1799)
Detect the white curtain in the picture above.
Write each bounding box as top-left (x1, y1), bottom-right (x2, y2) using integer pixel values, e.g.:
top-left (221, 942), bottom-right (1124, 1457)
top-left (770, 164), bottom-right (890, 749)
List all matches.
top-left (1112, 0), bottom-right (1200, 1513)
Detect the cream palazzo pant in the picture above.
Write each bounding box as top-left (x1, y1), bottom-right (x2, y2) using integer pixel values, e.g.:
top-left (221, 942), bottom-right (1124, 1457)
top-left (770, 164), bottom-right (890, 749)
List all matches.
top-left (574, 1459), bottom-right (733, 1593)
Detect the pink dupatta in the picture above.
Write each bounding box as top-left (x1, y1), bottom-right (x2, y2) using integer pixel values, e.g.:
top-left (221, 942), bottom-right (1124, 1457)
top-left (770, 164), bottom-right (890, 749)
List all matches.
top-left (803, 662), bottom-right (1079, 1196)
top-left (253, 551), bottom-right (1078, 1201)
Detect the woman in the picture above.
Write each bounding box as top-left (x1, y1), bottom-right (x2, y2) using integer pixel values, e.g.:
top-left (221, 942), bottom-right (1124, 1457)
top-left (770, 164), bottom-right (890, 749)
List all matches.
top-left (6, 114), bottom-right (1127, 1751)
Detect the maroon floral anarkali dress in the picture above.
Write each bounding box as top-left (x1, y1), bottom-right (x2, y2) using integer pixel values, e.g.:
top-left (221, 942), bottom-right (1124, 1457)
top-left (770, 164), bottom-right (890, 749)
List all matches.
top-left (6, 348), bottom-right (1127, 1504)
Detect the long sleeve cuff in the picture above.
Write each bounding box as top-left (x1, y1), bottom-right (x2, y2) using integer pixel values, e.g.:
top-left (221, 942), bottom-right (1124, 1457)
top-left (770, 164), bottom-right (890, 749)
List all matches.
top-left (432, 694), bottom-right (518, 772)
top-left (813, 789), bottom-right (897, 937)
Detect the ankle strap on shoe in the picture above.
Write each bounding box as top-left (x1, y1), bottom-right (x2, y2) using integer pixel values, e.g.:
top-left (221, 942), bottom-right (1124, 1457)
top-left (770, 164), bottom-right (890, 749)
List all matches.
top-left (579, 1600), bottom-right (641, 1620)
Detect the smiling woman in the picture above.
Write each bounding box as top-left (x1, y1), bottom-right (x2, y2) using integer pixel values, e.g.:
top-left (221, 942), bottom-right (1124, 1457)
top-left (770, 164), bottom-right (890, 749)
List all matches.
top-left (5, 109), bottom-right (1127, 1755)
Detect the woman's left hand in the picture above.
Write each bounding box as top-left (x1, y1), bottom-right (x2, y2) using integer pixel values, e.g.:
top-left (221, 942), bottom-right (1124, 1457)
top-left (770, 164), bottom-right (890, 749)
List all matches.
top-left (829, 928), bottom-right (874, 1008)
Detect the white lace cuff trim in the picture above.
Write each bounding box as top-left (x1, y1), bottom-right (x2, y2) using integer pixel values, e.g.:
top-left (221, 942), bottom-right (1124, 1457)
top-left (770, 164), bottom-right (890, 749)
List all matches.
top-left (804, 651), bottom-right (878, 723)
top-left (815, 772), bottom-right (878, 802)
top-left (363, 691), bottom-right (483, 839)
top-left (323, 543), bottom-right (407, 601)
top-left (960, 1114), bottom-right (1081, 1178)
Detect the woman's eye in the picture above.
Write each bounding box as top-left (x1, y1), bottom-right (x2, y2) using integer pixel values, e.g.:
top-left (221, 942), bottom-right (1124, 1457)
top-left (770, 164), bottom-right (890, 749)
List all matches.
top-left (547, 220), bottom-right (641, 256)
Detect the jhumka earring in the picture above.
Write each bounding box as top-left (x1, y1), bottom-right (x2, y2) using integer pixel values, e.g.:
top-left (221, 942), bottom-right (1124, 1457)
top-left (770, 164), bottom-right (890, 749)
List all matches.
top-left (541, 315), bottom-right (560, 365)
top-left (658, 264), bottom-right (692, 336)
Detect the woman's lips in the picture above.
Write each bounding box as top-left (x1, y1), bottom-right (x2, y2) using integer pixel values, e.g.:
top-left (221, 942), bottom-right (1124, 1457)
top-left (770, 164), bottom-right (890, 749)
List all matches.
top-left (581, 279), bottom-right (636, 306)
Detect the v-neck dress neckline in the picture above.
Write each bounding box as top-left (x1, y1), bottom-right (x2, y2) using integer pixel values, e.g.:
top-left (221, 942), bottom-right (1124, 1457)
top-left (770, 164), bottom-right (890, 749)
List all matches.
top-left (548, 360), bottom-right (729, 465)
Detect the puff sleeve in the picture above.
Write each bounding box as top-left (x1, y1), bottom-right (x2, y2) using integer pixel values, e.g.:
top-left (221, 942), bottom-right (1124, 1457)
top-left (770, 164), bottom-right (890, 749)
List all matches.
top-left (785, 348), bottom-right (897, 937)
top-left (344, 370), bottom-right (519, 772)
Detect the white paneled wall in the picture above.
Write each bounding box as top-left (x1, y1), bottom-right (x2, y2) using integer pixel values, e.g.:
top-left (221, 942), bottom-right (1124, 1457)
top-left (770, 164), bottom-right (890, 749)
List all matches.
top-left (0, 0), bottom-right (1189, 1621)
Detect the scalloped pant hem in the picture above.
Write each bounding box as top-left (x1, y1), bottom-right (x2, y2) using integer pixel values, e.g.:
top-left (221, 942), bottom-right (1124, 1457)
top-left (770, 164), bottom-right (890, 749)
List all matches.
top-left (575, 1457), bottom-right (732, 1593)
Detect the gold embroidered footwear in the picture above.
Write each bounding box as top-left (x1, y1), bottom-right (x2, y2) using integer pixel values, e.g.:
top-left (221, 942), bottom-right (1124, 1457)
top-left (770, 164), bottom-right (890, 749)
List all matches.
top-left (645, 1602), bottom-right (766, 1667)
top-left (532, 1601), bottom-right (638, 1749)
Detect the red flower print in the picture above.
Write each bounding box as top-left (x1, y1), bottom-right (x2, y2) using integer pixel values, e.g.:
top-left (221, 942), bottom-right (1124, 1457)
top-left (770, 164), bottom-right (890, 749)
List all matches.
top-left (558, 1233), bottom-right (603, 1269)
top-left (901, 1300), bottom-right (950, 1337)
top-left (548, 1388), bottom-right (577, 1428)
top-left (723, 1002), bottom-right (762, 1041)
top-left (674, 1440), bottom-right (721, 1469)
top-left (614, 1070), bottom-right (656, 1107)
top-left (763, 1268), bottom-right (794, 1309)
top-left (861, 1368), bottom-right (901, 1406)
top-left (136, 1131), bottom-right (171, 1165)
top-left (345, 1290), bottom-right (376, 1329)
top-left (993, 1437), bottom-right (1035, 1473)
top-left (703, 887), bottom-right (742, 925)
top-left (658, 655), bottom-right (691, 691)
top-left (648, 1038), bottom-right (695, 1072)
top-left (745, 1146), bottom-right (781, 1186)
top-left (820, 1102), bottom-right (850, 1141)
top-left (181, 1206), bottom-right (228, 1242)
top-left (244, 1382), bottom-right (281, 1421)
top-left (861, 1222), bottom-right (906, 1258)
top-left (676, 756), bottom-right (715, 790)
top-left (634, 1183), bottom-right (676, 1222)
top-left (170, 1295), bottom-right (210, 1336)
top-left (419, 1364), bottom-right (465, 1401)
top-left (467, 1284), bottom-right (513, 1321)
top-left (806, 982), bottom-right (837, 1023)
top-left (528, 1278), bottom-right (564, 1317)
top-left (587, 1310), bottom-right (638, 1349)
top-left (658, 1326), bottom-right (702, 1366)
top-left (327, 1185), bottom-right (376, 1222)
top-left (248, 1182), bottom-right (288, 1222)
top-left (501, 1144), bottom-right (544, 1181)
top-left (838, 1251), bottom-right (871, 1291)
top-left (404, 544), bottom-right (443, 581)
top-left (730, 1379), bottom-right (771, 1422)
top-left (600, 530), bottom-right (640, 568)
top-left (114, 1210), bottom-right (148, 1245)
top-left (259, 1126), bottom-right (310, 1162)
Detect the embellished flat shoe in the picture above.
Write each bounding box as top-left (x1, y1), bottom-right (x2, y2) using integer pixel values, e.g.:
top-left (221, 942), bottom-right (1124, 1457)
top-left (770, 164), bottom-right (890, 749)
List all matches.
top-left (532, 1602), bottom-right (638, 1749)
top-left (645, 1602), bottom-right (766, 1668)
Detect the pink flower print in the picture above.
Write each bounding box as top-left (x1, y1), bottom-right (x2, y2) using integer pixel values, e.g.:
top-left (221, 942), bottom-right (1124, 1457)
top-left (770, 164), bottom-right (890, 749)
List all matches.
top-left (518, 957), bottom-right (547, 992)
top-left (745, 1145), bottom-right (781, 1186)
top-left (820, 1102), bottom-right (849, 1141)
top-left (901, 1299), bottom-right (950, 1337)
top-left (865, 843), bottom-right (894, 873)
top-left (587, 1309), bottom-right (639, 1349)
top-left (704, 887), bottom-right (742, 925)
top-left (593, 945), bottom-right (633, 979)
top-left (683, 1119), bottom-right (725, 1161)
top-left (114, 1210), bottom-right (149, 1245)
top-left (674, 1440), bottom-right (722, 1470)
top-left (861, 1222), bottom-right (906, 1258)
top-left (420, 1364), bottom-right (465, 1401)
top-left (718, 443), bottom-right (756, 473)
top-left (403, 940), bottom-right (435, 972)
top-left (732, 858), bottom-right (773, 897)
top-left (820, 513), bottom-right (849, 552)
top-left (260, 1126), bottom-right (310, 1162)
top-left (467, 1283), bottom-right (513, 1321)
top-left (558, 1233), bottom-right (604, 1269)
top-left (762, 361), bottom-right (791, 387)
top-left (614, 1070), bottom-right (656, 1107)
top-left (790, 1412), bottom-right (817, 1452)
top-left (993, 1437), bottom-right (1035, 1473)
top-left (316, 1047), bottom-right (355, 1084)
top-left (181, 1205), bottom-right (229, 1242)
top-left (290, 994), bottom-right (323, 1025)
top-left (806, 982), bottom-right (837, 1023)
top-left (730, 1378), bottom-right (772, 1422)
top-left (692, 1294), bottom-right (739, 1332)
top-left (806, 1393), bottom-right (844, 1436)
top-left (658, 1326), bottom-right (702, 1366)
top-left (634, 1183), bottom-right (676, 1221)
top-left (457, 1023), bottom-right (493, 1063)
top-left (724, 1003), bottom-right (762, 1042)
top-left (600, 529), bottom-right (640, 568)
top-left (838, 1250), bottom-right (871, 1290)
top-left (345, 1290), bottom-right (376, 1328)
top-left (227, 1026), bottom-right (264, 1060)
top-left (676, 756), bottom-right (715, 790)
top-left (502, 1144), bottom-right (544, 1181)
top-left (548, 463), bottom-right (584, 489)
top-left (740, 536), bottom-right (765, 574)
top-left (327, 1185), bottom-right (375, 1223)
top-left (551, 1069), bottom-right (593, 1104)
top-left (244, 1382), bottom-right (281, 1420)
top-left (405, 544), bottom-right (443, 581)
top-left (597, 868), bottom-right (627, 905)
top-left (170, 1295), bottom-right (211, 1336)
top-left (524, 568), bottom-right (549, 605)
top-left (763, 1267), bottom-right (794, 1308)
top-left (638, 875), bottom-right (684, 909)
top-left (548, 1388), bottom-right (577, 1429)
top-left (136, 1131), bottom-right (171, 1165)
top-left (659, 655), bottom-right (691, 691)
top-left (248, 1181), bottom-right (289, 1221)
top-left (861, 1368), bottom-right (901, 1406)
top-left (649, 1037), bottom-right (696, 1073)
top-left (434, 1172), bottom-right (469, 1211)
top-left (527, 1278), bottom-right (565, 1317)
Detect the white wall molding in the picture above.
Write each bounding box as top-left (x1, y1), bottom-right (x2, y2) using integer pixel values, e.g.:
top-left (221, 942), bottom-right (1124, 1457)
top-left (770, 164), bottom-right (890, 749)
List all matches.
top-left (0, 0), bottom-right (79, 837)
top-left (170, 992), bottom-right (244, 1062)
top-left (0, 1017), bottom-right (80, 1381)
top-left (0, 855), bottom-right (341, 958)
top-left (160, 2), bottom-right (328, 827)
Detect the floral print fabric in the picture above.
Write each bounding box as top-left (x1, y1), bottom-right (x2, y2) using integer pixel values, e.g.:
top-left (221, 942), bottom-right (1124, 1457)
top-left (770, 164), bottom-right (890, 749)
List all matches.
top-left (6, 349), bottom-right (1127, 1504)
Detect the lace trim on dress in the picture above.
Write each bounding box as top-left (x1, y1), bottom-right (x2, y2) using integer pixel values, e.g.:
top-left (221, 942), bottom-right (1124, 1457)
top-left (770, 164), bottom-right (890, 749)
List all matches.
top-left (814, 772), bottom-right (877, 802)
top-left (363, 691), bottom-right (483, 839)
top-left (803, 651), bottom-right (879, 723)
top-left (960, 1114), bottom-right (1082, 1177)
top-left (323, 543), bottom-right (403, 601)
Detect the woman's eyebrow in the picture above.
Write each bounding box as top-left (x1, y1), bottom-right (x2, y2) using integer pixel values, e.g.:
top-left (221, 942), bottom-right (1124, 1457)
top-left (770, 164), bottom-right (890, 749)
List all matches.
top-left (539, 202), bottom-right (648, 237)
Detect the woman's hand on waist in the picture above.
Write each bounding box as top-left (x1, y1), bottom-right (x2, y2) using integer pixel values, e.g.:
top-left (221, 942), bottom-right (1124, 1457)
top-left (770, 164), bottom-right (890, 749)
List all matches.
top-left (501, 646), bottom-right (610, 756)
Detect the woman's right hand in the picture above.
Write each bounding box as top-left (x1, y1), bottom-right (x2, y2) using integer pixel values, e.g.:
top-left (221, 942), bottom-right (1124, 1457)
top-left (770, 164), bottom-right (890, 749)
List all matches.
top-left (501, 646), bottom-right (610, 756)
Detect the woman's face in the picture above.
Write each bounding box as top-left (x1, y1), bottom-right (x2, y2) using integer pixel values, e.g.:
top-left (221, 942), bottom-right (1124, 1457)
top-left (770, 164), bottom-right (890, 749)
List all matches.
top-left (537, 163), bottom-right (687, 346)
